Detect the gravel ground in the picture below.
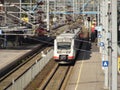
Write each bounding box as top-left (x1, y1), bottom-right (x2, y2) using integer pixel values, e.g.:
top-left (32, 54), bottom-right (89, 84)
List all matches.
top-left (24, 59), bottom-right (56, 90)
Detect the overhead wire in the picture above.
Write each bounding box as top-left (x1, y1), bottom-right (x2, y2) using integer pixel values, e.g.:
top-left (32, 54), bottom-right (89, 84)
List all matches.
top-left (26, 34), bottom-right (120, 59)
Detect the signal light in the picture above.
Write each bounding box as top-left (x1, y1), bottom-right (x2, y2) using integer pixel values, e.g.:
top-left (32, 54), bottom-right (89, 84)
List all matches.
top-left (87, 17), bottom-right (90, 21)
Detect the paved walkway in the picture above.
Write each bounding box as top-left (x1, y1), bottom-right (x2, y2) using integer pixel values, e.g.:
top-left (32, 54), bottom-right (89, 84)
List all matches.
top-left (65, 43), bottom-right (105, 90)
top-left (0, 45), bottom-right (38, 73)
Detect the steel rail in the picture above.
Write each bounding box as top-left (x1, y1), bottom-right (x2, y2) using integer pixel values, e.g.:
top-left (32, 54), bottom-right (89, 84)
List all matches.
top-left (0, 44), bottom-right (51, 89)
top-left (39, 64), bottom-right (71, 90)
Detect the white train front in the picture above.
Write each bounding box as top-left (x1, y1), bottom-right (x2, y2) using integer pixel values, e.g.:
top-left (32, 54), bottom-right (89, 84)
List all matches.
top-left (53, 29), bottom-right (81, 64)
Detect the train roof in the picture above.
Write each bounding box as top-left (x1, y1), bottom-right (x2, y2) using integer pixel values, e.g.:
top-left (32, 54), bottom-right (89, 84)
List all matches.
top-left (57, 33), bottom-right (75, 39)
top-left (56, 28), bottom-right (80, 39)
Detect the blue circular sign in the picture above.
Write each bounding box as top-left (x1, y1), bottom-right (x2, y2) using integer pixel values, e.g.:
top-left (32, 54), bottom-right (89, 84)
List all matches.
top-left (99, 42), bottom-right (104, 47)
top-left (98, 34), bottom-right (102, 38)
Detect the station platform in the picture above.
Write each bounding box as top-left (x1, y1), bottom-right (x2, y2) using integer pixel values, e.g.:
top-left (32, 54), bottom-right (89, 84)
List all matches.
top-left (65, 43), bottom-right (105, 90)
top-left (0, 45), bottom-right (39, 74)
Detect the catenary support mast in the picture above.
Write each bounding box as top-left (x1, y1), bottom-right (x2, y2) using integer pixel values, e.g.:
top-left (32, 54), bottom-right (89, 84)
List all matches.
top-left (111, 0), bottom-right (117, 90)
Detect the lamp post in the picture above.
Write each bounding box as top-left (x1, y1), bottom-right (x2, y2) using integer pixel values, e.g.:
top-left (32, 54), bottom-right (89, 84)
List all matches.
top-left (47, 0), bottom-right (50, 31)
top-left (19, 0), bottom-right (22, 26)
top-left (111, 0), bottom-right (117, 90)
top-left (73, 0), bottom-right (75, 21)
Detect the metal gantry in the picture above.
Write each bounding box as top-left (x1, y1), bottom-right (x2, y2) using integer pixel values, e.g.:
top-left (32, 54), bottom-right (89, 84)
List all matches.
top-left (1, 1), bottom-right (119, 90)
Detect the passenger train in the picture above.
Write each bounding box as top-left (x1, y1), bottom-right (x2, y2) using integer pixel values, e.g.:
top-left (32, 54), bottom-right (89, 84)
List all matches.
top-left (53, 28), bottom-right (81, 64)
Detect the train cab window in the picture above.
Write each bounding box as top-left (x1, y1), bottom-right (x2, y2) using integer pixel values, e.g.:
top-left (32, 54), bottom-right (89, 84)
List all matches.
top-left (57, 42), bottom-right (71, 50)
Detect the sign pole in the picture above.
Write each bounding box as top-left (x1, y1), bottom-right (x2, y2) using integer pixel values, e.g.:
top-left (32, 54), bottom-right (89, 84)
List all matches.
top-left (111, 0), bottom-right (117, 90)
top-left (104, 0), bottom-right (109, 88)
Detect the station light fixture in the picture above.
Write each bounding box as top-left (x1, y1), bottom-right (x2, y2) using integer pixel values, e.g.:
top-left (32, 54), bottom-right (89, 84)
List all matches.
top-left (0, 4), bottom-right (3, 6)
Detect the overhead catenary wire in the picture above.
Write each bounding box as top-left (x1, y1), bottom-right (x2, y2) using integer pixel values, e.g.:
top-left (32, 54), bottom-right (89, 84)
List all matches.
top-left (26, 34), bottom-right (120, 47)
top-left (0, 30), bottom-right (117, 59)
top-left (26, 35), bottom-right (118, 57)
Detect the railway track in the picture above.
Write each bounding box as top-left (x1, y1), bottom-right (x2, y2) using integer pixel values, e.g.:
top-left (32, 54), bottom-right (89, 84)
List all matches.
top-left (38, 64), bottom-right (73, 90)
top-left (0, 23), bottom-right (84, 89)
top-left (25, 23), bottom-right (88, 90)
top-left (0, 24), bottom-right (69, 90)
top-left (0, 44), bottom-right (52, 90)
top-left (0, 44), bottom-right (42, 80)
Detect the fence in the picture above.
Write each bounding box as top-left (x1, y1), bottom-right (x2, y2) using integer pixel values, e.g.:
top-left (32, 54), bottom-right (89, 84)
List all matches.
top-left (5, 49), bottom-right (53, 90)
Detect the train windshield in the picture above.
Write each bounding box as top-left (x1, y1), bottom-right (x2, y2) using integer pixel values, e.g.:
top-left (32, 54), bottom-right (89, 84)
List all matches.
top-left (57, 42), bottom-right (71, 50)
